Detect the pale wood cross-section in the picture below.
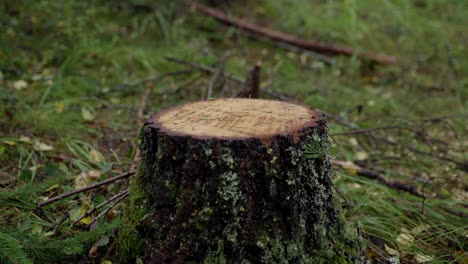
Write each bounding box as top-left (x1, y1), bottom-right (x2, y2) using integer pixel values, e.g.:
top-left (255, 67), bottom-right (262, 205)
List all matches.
top-left (152, 98), bottom-right (321, 139)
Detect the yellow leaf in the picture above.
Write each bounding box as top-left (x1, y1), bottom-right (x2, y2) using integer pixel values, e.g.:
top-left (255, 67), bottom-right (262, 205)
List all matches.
top-left (78, 207), bottom-right (92, 225)
top-left (342, 161), bottom-right (358, 176)
top-left (2, 140), bottom-right (15, 146)
top-left (19, 135), bottom-right (32, 143)
top-left (384, 244), bottom-right (399, 256)
top-left (33, 140), bottom-right (53, 151)
top-left (396, 233), bottom-right (414, 245)
top-left (55, 101), bottom-right (64, 113)
top-left (415, 254), bottom-right (433, 263)
top-left (356, 151), bottom-right (368, 160)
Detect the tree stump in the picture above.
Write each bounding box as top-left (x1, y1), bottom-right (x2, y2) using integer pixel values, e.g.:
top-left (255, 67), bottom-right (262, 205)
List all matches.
top-left (131, 98), bottom-right (359, 263)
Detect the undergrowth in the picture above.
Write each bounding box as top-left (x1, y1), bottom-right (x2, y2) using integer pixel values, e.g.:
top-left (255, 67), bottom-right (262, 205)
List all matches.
top-left (0, 0), bottom-right (466, 263)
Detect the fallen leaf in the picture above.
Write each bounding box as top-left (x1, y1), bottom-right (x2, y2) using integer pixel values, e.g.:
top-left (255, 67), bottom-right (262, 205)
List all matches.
top-left (396, 233), bottom-right (414, 245)
top-left (33, 140), bottom-right (53, 151)
top-left (356, 151), bottom-right (368, 160)
top-left (90, 149), bottom-right (104, 164)
top-left (415, 254), bottom-right (433, 263)
top-left (349, 137), bottom-right (359, 146)
top-left (81, 106), bottom-right (96, 121)
top-left (341, 161), bottom-right (358, 176)
top-left (13, 80), bottom-right (28, 90)
top-left (75, 170), bottom-right (102, 189)
top-left (384, 244), bottom-right (399, 256)
top-left (55, 101), bottom-right (65, 113)
top-left (69, 206), bottom-right (91, 225)
top-left (29, 165), bottom-right (39, 172)
top-left (411, 224), bottom-right (429, 234)
top-left (2, 140), bottom-right (15, 146)
top-left (19, 135), bottom-right (32, 143)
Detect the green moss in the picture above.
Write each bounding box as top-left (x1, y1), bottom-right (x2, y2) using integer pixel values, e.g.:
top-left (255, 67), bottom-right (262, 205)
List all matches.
top-left (116, 127), bottom-right (147, 262)
top-left (116, 171), bottom-right (146, 262)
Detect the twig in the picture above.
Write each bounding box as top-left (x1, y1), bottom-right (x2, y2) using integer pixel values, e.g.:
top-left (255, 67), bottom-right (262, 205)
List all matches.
top-left (331, 159), bottom-right (425, 198)
top-left (236, 61), bottom-right (262, 98)
top-left (137, 82), bottom-right (154, 127)
top-left (165, 56), bottom-right (244, 84)
top-left (331, 125), bottom-right (405, 136)
top-left (166, 56), bottom-right (295, 100)
top-left (110, 70), bottom-right (192, 91)
top-left (324, 111), bottom-right (467, 171)
top-left (38, 171), bottom-right (135, 207)
top-left (131, 82), bottom-right (155, 172)
top-left (244, 31), bottom-right (334, 65)
top-left (191, 2), bottom-right (397, 65)
top-left (74, 190), bottom-right (129, 224)
top-left (86, 191), bottom-right (129, 228)
top-left (207, 51), bottom-right (233, 99)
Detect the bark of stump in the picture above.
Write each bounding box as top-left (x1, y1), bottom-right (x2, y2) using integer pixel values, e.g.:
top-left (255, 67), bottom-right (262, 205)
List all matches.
top-left (133, 98), bottom-right (358, 263)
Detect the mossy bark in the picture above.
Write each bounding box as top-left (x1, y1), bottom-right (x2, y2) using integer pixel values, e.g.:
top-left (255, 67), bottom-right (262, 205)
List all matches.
top-left (131, 114), bottom-right (360, 263)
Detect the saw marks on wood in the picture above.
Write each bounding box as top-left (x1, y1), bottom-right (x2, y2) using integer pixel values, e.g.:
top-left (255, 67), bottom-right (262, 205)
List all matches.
top-left (153, 98), bottom-right (321, 139)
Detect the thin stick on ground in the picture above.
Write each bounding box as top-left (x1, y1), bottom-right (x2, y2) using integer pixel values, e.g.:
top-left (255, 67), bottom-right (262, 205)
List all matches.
top-left (74, 190), bottom-right (129, 224)
top-left (131, 82), bottom-right (155, 172)
top-left (86, 191), bottom-right (129, 229)
top-left (191, 2), bottom-right (397, 65)
top-left (165, 56), bottom-right (245, 84)
top-left (237, 30), bottom-right (334, 65)
top-left (331, 159), bottom-right (425, 198)
top-left (325, 111), bottom-right (467, 171)
top-left (38, 171), bottom-right (135, 207)
top-left (207, 50), bottom-right (232, 99)
top-left (111, 70), bottom-right (192, 91)
top-left (166, 56), bottom-right (294, 100)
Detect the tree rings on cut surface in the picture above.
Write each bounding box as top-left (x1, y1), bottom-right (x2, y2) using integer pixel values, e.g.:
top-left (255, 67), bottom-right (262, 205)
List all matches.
top-left (151, 98), bottom-right (323, 140)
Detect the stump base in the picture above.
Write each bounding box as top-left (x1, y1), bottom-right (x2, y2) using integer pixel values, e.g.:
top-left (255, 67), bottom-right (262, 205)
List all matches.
top-left (120, 99), bottom-right (361, 263)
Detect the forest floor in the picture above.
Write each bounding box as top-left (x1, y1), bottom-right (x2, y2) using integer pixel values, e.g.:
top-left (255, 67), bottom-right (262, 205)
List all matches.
top-left (0, 1), bottom-right (467, 263)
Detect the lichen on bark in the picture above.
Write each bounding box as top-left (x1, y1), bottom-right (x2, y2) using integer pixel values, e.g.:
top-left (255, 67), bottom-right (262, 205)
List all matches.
top-left (120, 114), bottom-right (362, 263)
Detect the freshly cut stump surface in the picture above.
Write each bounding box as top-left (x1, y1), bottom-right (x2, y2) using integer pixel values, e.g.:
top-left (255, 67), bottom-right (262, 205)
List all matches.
top-left (155, 99), bottom-right (320, 139)
top-left (133, 98), bottom-right (358, 263)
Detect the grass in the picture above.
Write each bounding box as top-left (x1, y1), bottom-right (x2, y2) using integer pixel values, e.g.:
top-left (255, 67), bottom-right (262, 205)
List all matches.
top-left (1, 0), bottom-right (467, 263)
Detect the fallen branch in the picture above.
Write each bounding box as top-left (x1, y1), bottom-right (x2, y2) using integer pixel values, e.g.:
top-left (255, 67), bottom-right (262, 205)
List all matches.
top-left (74, 190), bottom-right (129, 224)
top-left (246, 32), bottom-right (334, 65)
top-left (191, 2), bottom-right (397, 65)
top-left (331, 159), bottom-right (425, 198)
top-left (331, 125), bottom-right (405, 136)
top-left (86, 191), bottom-right (129, 228)
top-left (38, 171), bottom-right (135, 207)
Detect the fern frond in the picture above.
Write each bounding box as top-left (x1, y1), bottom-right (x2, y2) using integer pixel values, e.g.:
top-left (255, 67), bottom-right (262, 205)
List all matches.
top-left (0, 232), bottom-right (33, 264)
